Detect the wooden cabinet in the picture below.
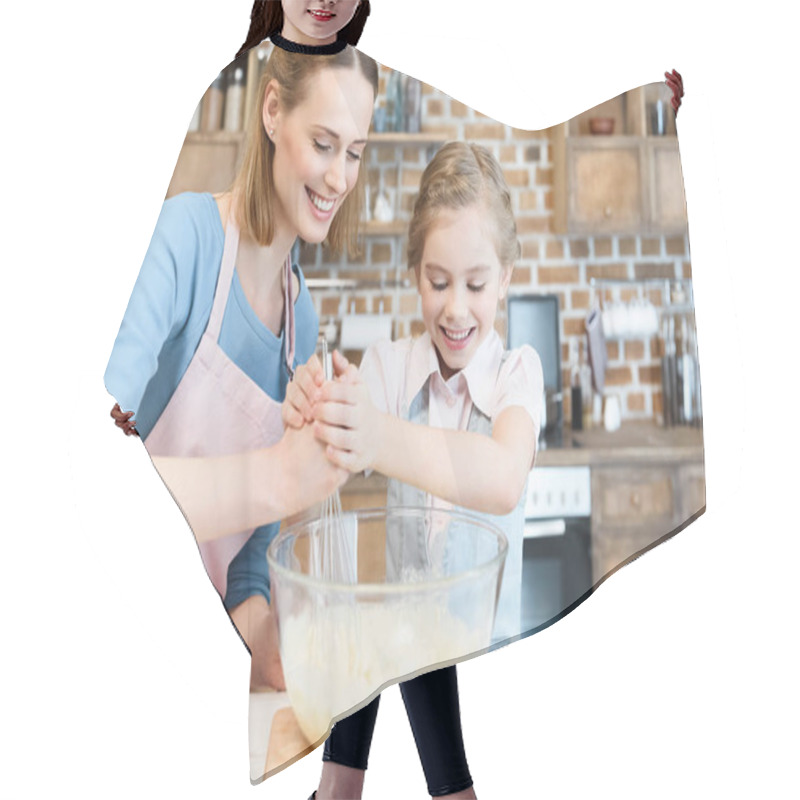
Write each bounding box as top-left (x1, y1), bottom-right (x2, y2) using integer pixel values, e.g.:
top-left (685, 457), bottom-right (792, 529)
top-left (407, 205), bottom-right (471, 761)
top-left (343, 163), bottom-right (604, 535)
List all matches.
top-left (592, 466), bottom-right (678, 530)
top-left (648, 138), bottom-right (688, 230)
top-left (339, 480), bottom-right (387, 513)
top-left (551, 83), bottom-right (687, 235)
top-left (339, 478), bottom-right (388, 583)
top-left (567, 138), bottom-right (646, 233)
top-left (590, 460), bottom-right (703, 583)
top-left (676, 461), bottom-right (706, 521)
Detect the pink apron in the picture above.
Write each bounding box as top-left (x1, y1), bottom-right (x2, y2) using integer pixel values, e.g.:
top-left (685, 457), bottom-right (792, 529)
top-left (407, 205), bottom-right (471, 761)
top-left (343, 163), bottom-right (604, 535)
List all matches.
top-left (145, 211), bottom-right (295, 599)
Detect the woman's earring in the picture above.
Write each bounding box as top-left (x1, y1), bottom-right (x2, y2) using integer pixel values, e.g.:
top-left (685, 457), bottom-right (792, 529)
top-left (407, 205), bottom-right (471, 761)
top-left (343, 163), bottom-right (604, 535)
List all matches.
top-left (269, 128), bottom-right (275, 138)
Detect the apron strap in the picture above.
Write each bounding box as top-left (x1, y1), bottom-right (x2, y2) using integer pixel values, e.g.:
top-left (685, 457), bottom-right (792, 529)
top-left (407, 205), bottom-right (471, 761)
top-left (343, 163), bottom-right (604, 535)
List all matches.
top-left (463, 349), bottom-right (511, 430)
top-left (206, 209), bottom-right (240, 342)
top-left (283, 253), bottom-right (296, 378)
top-left (207, 205), bottom-right (296, 377)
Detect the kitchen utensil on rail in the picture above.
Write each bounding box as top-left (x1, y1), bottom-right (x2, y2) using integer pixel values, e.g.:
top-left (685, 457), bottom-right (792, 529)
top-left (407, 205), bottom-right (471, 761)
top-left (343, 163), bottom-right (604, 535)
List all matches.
top-left (569, 338), bottom-right (593, 431)
top-left (660, 314), bottom-right (679, 426)
top-left (660, 314), bottom-right (670, 425)
top-left (668, 312), bottom-right (700, 426)
top-left (585, 305), bottom-right (607, 394)
top-left (603, 394), bottom-right (621, 432)
top-left (677, 313), bottom-right (702, 427)
top-left (676, 315), bottom-right (692, 424)
top-left (689, 316), bottom-right (703, 425)
top-left (579, 340), bottom-right (594, 430)
top-left (569, 339), bottom-right (583, 431)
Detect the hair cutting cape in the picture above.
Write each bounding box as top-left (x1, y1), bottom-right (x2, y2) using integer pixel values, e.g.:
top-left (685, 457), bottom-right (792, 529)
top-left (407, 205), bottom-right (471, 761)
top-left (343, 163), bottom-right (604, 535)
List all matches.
top-left (105, 40), bottom-right (702, 782)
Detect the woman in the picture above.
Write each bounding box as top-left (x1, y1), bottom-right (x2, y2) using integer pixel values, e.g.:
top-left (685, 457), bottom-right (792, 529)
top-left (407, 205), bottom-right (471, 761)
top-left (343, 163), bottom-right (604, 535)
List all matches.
top-left (105, 42), bottom-right (379, 689)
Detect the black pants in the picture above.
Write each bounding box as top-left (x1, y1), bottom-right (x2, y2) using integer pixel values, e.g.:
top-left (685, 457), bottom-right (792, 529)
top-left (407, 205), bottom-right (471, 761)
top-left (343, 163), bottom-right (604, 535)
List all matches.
top-left (322, 665), bottom-right (473, 797)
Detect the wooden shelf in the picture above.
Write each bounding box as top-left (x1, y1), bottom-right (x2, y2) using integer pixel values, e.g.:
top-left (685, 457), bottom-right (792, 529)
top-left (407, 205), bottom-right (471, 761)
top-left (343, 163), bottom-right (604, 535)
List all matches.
top-left (568, 134), bottom-right (642, 146)
top-left (367, 131), bottom-right (449, 144)
top-left (362, 220), bottom-right (408, 236)
top-left (181, 131), bottom-right (450, 147)
top-left (184, 131), bottom-right (245, 145)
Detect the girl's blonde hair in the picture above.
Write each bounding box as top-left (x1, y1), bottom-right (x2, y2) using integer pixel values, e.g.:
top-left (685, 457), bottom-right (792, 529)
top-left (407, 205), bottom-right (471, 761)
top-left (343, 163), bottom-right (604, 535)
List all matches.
top-left (231, 45), bottom-right (378, 255)
top-left (408, 141), bottom-right (520, 270)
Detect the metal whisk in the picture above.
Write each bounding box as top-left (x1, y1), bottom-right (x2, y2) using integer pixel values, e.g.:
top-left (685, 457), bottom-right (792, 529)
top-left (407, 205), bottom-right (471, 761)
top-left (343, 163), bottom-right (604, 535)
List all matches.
top-left (311, 339), bottom-right (357, 585)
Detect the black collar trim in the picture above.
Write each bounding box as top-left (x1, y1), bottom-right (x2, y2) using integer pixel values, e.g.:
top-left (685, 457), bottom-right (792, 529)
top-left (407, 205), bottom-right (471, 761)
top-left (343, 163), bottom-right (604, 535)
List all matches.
top-left (270, 32), bottom-right (347, 55)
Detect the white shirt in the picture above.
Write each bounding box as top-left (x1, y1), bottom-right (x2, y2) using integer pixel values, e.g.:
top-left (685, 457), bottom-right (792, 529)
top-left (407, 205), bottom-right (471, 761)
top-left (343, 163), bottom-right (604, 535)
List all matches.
top-left (360, 329), bottom-right (543, 450)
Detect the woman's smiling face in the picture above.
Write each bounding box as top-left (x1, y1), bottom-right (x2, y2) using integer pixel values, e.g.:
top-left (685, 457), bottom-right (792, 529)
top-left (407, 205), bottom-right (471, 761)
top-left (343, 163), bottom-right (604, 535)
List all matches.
top-left (281, 0), bottom-right (361, 45)
top-left (264, 65), bottom-right (373, 245)
top-left (417, 204), bottom-right (512, 381)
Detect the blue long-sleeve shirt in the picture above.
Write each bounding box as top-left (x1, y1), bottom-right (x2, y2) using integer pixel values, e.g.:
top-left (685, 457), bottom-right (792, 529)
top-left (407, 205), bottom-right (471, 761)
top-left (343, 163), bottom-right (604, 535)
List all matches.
top-left (104, 192), bottom-right (319, 609)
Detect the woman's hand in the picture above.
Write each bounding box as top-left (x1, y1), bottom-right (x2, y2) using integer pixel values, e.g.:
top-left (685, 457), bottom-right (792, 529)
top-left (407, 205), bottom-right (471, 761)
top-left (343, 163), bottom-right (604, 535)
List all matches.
top-left (229, 595), bottom-right (285, 692)
top-left (282, 350), bottom-right (354, 429)
top-left (665, 69), bottom-right (684, 115)
top-left (313, 373), bottom-right (385, 474)
top-left (152, 422), bottom-right (349, 542)
top-left (282, 353), bottom-right (324, 429)
top-left (279, 422), bottom-right (350, 512)
top-left (110, 403), bottom-right (138, 436)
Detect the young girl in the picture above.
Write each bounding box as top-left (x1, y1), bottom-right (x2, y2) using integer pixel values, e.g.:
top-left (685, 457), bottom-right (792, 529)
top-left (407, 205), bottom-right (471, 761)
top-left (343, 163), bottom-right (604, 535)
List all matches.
top-left (286, 141), bottom-right (543, 799)
top-left (237, 0), bottom-right (371, 56)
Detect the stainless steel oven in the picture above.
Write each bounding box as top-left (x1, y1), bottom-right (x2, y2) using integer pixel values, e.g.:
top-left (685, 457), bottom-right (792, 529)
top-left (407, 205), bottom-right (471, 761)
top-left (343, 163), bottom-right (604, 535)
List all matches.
top-left (521, 466), bottom-right (593, 633)
top-left (508, 293), bottom-right (593, 633)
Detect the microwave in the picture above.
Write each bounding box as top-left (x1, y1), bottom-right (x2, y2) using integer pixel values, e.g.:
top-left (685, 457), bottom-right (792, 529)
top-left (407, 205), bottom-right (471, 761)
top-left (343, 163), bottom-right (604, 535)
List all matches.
top-left (507, 293), bottom-right (563, 446)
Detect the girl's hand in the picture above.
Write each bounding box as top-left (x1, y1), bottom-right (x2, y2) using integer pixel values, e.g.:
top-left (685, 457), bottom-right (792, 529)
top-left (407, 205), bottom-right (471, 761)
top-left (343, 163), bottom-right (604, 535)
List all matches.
top-left (313, 375), bottom-right (384, 474)
top-left (110, 403), bottom-right (138, 436)
top-left (282, 350), bottom-right (356, 429)
top-left (665, 69), bottom-right (684, 115)
top-left (330, 348), bottom-right (358, 383)
top-left (282, 354), bottom-right (325, 429)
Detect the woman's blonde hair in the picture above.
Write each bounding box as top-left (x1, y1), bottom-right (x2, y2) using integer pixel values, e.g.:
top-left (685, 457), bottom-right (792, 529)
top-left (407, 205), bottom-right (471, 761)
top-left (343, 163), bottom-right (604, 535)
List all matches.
top-left (408, 141), bottom-right (520, 271)
top-left (231, 45), bottom-right (378, 255)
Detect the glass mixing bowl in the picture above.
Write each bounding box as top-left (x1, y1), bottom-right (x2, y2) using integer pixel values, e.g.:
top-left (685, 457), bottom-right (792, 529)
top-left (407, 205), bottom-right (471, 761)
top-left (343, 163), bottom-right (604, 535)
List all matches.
top-left (267, 505), bottom-right (508, 744)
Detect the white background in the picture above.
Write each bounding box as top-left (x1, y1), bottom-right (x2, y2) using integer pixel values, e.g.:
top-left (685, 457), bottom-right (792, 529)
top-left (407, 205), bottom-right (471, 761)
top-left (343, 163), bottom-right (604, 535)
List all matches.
top-left (2, 1), bottom-right (798, 797)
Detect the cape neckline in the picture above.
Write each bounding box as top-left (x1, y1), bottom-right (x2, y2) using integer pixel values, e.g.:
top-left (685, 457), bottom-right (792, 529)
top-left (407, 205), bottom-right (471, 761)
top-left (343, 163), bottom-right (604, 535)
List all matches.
top-left (270, 32), bottom-right (348, 55)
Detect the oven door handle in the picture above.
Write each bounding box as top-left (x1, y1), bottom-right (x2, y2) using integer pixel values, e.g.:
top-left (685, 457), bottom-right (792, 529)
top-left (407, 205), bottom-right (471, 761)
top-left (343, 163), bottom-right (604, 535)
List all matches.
top-left (524, 519), bottom-right (567, 538)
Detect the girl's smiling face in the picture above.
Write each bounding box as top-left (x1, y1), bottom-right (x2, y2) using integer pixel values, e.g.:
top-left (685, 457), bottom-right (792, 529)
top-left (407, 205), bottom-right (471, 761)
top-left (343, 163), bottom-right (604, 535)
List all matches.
top-left (264, 66), bottom-right (373, 245)
top-left (417, 204), bottom-right (513, 381)
top-left (281, 0), bottom-right (361, 45)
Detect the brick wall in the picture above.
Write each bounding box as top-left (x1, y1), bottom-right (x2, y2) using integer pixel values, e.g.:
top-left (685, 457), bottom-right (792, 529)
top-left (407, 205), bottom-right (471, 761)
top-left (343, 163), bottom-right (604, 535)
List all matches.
top-left (301, 67), bottom-right (693, 423)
